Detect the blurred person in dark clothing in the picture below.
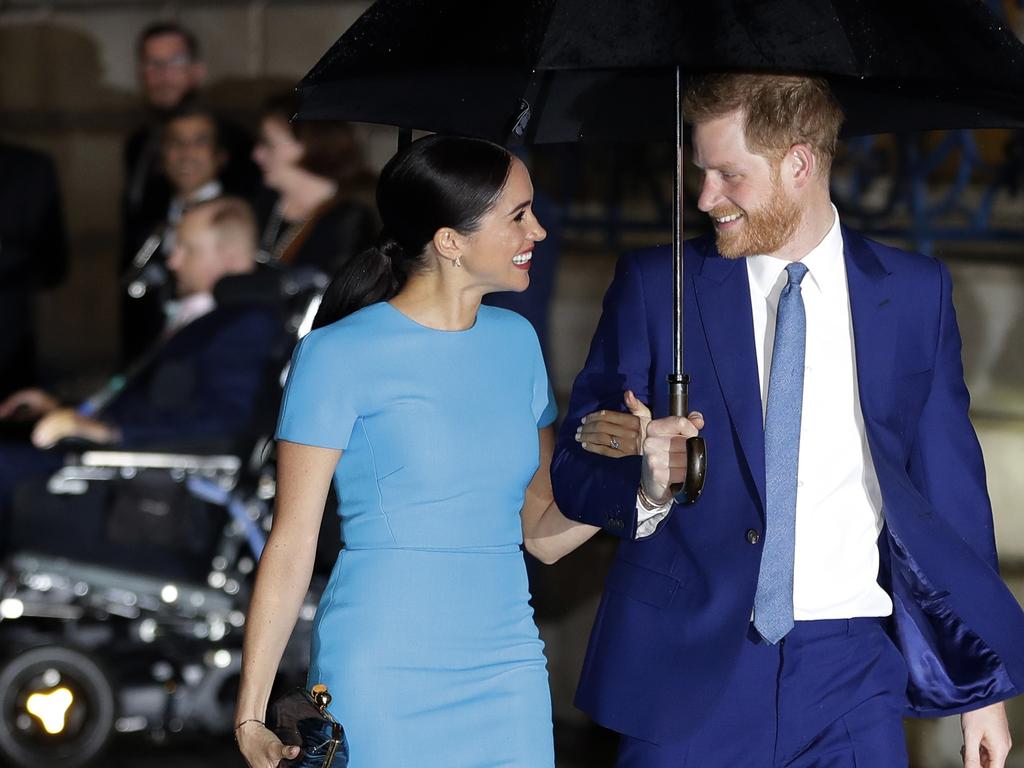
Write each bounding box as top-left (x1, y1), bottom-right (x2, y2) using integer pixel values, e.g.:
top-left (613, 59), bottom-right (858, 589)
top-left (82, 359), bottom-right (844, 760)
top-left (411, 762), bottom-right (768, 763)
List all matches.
top-left (123, 21), bottom-right (259, 256)
top-left (252, 93), bottom-right (377, 274)
top-left (0, 197), bottom-right (284, 554)
top-left (0, 142), bottom-right (69, 399)
top-left (122, 103), bottom-right (229, 361)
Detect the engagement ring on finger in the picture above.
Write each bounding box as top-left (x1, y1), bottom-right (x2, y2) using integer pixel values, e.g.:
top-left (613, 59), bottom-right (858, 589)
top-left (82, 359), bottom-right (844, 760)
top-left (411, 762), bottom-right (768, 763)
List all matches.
top-left (610, 437), bottom-right (620, 450)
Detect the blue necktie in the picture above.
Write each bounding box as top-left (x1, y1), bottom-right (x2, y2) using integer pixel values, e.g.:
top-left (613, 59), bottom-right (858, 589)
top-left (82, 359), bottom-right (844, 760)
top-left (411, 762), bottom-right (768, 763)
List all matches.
top-left (754, 262), bottom-right (809, 645)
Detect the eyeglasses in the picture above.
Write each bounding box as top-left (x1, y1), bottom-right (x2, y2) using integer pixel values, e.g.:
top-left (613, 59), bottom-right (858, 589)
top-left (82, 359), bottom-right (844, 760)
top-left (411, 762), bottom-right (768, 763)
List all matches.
top-left (142, 54), bottom-right (192, 72)
top-left (163, 134), bottom-right (216, 151)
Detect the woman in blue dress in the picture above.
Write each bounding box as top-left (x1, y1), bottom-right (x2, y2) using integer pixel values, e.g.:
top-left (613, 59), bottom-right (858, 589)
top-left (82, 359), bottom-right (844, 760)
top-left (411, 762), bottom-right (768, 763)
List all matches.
top-left (235, 135), bottom-right (600, 768)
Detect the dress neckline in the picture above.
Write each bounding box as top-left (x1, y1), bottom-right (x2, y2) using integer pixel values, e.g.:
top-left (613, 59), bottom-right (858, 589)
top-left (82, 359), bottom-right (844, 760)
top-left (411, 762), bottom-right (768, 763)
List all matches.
top-left (383, 301), bottom-right (481, 334)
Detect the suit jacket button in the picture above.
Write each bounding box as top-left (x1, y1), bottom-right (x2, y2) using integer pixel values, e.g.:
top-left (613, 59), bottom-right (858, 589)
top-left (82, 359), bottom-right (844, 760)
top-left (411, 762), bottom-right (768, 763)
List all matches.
top-left (746, 529), bottom-right (760, 545)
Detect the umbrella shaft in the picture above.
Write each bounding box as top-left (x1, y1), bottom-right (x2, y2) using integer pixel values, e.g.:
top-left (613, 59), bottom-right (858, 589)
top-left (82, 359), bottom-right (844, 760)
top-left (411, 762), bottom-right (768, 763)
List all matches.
top-left (673, 64), bottom-right (684, 376)
top-left (668, 373), bottom-right (689, 418)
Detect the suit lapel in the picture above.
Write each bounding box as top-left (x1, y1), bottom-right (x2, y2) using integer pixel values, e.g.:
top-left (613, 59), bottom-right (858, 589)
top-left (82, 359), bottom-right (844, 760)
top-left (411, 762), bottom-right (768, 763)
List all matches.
top-left (692, 243), bottom-right (766, 513)
top-left (842, 227), bottom-right (895, 429)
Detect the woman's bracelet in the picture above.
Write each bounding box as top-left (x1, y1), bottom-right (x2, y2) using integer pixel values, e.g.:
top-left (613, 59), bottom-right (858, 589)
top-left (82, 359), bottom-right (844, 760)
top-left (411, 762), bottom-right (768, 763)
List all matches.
top-left (233, 718), bottom-right (265, 741)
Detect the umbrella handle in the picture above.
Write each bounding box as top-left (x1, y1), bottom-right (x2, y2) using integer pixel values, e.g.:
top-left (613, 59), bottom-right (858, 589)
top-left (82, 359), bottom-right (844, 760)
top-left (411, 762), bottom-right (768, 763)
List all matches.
top-left (668, 374), bottom-right (707, 505)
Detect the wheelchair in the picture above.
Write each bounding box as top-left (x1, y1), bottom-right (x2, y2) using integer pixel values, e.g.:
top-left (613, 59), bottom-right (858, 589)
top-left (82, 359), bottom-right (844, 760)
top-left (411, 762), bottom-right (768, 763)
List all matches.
top-left (0, 267), bottom-right (333, 768)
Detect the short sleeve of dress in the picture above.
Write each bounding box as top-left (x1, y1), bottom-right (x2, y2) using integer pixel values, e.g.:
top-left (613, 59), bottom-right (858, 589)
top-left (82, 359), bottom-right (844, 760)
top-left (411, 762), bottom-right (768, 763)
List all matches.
top-left (276, 329), bottom-right (358, 450)
top-left (531, 334), bottom-right (558, 428)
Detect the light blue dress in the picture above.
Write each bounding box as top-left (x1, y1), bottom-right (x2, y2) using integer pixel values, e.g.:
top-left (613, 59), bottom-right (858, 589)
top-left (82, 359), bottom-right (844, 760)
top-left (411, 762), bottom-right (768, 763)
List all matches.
top-left (276, 301), bottom-right (558, 767)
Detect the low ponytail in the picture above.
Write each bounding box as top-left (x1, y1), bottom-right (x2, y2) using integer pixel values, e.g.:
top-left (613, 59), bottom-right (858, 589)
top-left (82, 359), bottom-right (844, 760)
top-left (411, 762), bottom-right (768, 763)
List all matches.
top-left (312, 233), bottom-right (408, 329)
top-left (311, 134), bottom-right (512, 329)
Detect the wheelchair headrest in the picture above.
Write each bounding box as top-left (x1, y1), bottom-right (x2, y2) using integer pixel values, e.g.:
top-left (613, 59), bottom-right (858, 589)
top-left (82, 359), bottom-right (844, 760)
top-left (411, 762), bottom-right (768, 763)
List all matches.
top-left (214, 265), bottom-right (329, 309)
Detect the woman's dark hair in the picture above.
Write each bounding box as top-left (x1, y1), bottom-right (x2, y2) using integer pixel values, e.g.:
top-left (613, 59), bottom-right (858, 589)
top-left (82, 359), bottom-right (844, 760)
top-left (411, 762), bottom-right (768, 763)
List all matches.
top-left (262, 92), bottom-right (373, 192)
top-left (312, 134), bottom-right (513, 328)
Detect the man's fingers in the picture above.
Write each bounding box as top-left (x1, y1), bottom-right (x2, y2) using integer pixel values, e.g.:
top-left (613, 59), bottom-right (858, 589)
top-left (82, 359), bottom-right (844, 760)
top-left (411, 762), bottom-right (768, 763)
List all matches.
top-left (667, 466), bottom-right (687, 484)
top-left (688, 411), bottom-right (705, 428)
top-left (647, 416), bottom-right (700, 439)
top-left (667, 452), bottom-right (689, 468)
top-left (963, 730), bottom-right (983, 768)
top-left (624, 390), bottom-right (652, 419)
top-left (30, 424), bottom-right (53, 449)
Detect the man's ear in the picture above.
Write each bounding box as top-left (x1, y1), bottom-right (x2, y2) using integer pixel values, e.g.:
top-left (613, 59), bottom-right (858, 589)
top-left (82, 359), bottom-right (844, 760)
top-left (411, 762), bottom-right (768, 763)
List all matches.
top-left (787, 144), bottom-right (816, 189)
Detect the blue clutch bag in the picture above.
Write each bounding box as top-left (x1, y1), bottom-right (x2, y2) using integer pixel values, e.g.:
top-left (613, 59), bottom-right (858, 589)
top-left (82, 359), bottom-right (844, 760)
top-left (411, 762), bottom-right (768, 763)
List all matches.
top-left (267, 683), bottom-right (349, 767)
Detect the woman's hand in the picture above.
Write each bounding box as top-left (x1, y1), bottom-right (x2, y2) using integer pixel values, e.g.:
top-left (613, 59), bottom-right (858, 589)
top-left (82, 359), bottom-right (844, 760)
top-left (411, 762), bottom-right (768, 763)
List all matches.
top-left (576, 390), bottom-right (703, 464)
top-left (575, 390), bottom-right (648, 457)
top-left (236, 721), bottom-right (301, 768)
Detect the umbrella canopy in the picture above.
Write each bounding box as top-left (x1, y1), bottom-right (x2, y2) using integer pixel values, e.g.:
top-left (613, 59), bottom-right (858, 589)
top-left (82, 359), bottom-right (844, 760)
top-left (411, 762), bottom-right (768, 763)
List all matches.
top-left (295, 0), bottom-right (1024, 502)
top-left (297, 0), bottom-right (1024, 141)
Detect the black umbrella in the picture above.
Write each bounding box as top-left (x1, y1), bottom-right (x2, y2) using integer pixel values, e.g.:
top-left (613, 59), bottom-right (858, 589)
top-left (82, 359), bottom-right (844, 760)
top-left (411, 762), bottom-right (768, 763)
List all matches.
top-left (296, 0), bottom-right (1024, 502)
top-left (298, 0), bottom-right (1024, 141)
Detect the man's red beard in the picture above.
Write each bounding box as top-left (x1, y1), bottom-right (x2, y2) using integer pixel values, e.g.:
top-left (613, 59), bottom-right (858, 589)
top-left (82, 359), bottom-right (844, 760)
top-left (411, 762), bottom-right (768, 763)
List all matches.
top-left (709, 181), bottom-right (801, 259)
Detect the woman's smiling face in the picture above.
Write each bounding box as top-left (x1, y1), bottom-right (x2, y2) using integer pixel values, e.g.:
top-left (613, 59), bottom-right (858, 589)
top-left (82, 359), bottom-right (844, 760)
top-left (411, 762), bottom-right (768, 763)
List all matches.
top-left (458, 158), bottom-right (547, 294)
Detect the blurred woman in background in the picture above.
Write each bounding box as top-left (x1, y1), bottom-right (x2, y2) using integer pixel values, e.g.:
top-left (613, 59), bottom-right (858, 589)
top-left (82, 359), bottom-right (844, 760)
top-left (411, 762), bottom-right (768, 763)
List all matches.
top-left (252, 93), bottom-right (377, 273)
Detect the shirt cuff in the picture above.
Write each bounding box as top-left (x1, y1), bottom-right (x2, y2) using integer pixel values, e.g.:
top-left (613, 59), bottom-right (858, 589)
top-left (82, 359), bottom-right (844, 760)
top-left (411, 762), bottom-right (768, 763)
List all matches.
top-left (635, 494), bottom-right (673, 539)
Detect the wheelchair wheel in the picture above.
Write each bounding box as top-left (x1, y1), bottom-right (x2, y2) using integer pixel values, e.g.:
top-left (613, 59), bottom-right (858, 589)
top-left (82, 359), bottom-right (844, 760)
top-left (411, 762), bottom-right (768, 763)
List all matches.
top-left (0, 645), bottom-right (116, 768)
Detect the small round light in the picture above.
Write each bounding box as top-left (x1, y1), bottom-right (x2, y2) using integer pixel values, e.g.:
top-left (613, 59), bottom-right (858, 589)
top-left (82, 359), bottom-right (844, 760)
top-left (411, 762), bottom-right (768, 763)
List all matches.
top-left (0, 599), bottom-right (25, 620)
top-left (138, 618), bottom-right (158, 643)
top-left (160, 585), bottom-right (179, 603)
top-left (209, 620), bottom-right (226, 642)
top-left (212, 650), bottom-right (232, 669)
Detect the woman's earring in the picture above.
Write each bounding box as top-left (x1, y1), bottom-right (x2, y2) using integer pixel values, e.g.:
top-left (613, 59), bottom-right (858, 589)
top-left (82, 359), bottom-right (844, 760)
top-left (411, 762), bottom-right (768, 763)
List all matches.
top-left (453, 256), bottom-right (462, 268)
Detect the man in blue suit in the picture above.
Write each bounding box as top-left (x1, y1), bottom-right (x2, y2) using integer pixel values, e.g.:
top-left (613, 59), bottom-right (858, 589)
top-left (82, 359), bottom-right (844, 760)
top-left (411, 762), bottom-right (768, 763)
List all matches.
top-left (551, 74), bottom-right (1023, 767)
top-left (0, 197), bottom-right (284, 553)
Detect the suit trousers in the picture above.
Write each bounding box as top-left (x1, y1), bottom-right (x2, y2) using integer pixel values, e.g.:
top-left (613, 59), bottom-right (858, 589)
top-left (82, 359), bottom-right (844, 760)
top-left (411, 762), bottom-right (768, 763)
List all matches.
top-left (617, 618), bottom-right (910, 768)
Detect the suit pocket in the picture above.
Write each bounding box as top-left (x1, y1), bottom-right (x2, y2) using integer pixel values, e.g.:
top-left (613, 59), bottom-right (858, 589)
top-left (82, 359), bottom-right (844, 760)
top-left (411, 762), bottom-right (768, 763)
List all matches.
top-left (605, 558), bottom-right (680, 609)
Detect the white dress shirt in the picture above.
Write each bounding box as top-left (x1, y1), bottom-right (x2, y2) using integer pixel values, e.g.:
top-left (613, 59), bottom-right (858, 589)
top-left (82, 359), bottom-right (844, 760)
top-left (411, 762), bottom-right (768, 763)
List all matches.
top-left (637, 207), bottom-right (893, 620)
top-left (163, 291), bottom-right (216, 337)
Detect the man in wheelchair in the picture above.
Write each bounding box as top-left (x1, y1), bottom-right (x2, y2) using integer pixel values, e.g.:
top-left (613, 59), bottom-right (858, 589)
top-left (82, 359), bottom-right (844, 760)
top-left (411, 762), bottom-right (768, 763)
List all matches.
top-left (0, 196), bottom-right (285, 551)
top-left (0, 196), bottom-right (317, 768)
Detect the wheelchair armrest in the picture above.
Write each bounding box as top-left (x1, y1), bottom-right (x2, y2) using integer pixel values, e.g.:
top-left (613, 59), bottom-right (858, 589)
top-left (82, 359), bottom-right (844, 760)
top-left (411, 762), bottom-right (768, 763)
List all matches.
top-left (46, 451), bottom-right (242, 496)
top-left (79, 451), bottom-right (241, 474)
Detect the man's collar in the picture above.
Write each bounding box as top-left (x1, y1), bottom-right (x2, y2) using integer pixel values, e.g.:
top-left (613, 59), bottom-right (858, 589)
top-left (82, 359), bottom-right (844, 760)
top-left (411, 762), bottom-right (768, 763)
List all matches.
top-left (168, 181), bottom-right (223, 226)
top-left (164, 291), bottom-right (216, 335)
top-left (745, 204), bottom-right (842, 298)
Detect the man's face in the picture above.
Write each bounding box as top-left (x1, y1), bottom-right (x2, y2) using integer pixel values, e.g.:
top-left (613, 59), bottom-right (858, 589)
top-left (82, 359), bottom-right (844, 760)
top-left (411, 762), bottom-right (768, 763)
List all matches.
top-left (692, 111), bottom-right (800, 259)
top-left (138, 33), bottom-right (204, 111)
top-left (162, 115), bottom-right (223, 197)
top-left (166, 209), bottom-right (225, 296)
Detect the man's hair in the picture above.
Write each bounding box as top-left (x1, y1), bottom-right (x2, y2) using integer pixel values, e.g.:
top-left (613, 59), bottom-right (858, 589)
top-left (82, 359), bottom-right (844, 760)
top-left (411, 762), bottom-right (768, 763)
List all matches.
top-left (136, 21), bottom-right (201, 61)
top-left (163, 102), bottom-right (224, 152)
top-left (683, 73), bottom-right (844, 174)
top-left (189, 196), bottom-right (258, 258)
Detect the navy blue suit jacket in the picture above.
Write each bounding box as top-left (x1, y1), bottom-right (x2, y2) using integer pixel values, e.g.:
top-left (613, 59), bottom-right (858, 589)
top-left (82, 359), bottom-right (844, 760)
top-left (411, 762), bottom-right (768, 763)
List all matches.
top-left (104, 304), bottom-right (285, 449)
top-left (551, 229), bottom-right (1024, 744)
